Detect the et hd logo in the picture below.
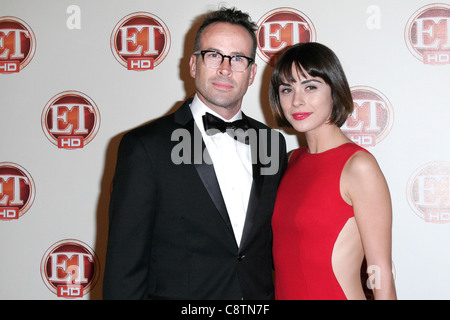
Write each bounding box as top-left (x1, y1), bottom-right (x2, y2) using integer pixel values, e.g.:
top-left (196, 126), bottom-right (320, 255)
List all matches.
top-left (41, 91), bottom-right (101, 149)
top-left (405, 3), bottom-right (450, 65)
top-left (256, 7), bottom-right (316, 65)
top-left (40, 239), bottom-right (100, 298)
top-left (407, 162), bottom-right (450, 223)
top-left (0, 162), bottom-right (36, 221)
top-left (111, 12), bottom-right (171, 70)
top-left (342, 86), bottom-right (394, 147)
top-left (0, 16), bottom-right (36, 73)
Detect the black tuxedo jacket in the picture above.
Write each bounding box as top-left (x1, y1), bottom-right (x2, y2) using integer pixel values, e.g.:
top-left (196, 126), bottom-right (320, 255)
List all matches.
top-left (103, 99), bottom-right (287, 299)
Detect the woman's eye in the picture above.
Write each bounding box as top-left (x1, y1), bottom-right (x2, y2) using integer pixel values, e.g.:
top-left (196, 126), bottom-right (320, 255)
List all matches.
top-left (280, 87), bottom-right (291, 94)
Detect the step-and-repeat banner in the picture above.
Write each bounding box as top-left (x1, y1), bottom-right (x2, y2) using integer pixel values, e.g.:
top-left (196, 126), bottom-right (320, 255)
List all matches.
top-left (1, 0), bottom-right (449, 299)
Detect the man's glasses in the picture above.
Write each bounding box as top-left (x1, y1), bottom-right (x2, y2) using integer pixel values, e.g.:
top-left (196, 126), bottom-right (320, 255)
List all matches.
top-left (193, 50), bottom-right (254, 72)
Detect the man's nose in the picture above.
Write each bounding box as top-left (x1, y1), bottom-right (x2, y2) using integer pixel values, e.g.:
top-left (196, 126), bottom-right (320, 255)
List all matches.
top-left (217, 58), bottom-right (233, 76)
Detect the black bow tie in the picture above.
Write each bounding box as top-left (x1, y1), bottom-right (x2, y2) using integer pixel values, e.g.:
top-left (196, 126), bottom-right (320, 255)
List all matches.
top-left (203, 112), bottom-right (250, 133)
top-left (202, 112), bottom-right (251, 144)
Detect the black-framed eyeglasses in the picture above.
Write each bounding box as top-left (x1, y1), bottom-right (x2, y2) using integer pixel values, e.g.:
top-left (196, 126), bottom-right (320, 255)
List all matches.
top-left (193, 50), bottom-right (254, 72)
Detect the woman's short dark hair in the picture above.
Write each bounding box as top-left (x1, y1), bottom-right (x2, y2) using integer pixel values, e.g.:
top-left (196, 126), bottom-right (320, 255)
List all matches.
top-left (269, 42), bottom-right (354, 128)
top-left (194, 7), bottom-right (258, 59)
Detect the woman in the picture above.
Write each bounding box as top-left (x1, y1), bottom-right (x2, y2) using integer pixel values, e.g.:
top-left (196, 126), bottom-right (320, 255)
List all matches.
top-left (270, 42), bottom-right (396, 300)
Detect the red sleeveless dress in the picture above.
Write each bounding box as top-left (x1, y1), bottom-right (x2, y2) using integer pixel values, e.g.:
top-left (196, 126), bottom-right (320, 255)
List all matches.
top-left (272, 143), bottom-right (368, 300)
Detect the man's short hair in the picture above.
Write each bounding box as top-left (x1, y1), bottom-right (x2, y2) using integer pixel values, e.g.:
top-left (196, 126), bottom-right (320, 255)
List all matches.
top-left (194, 7), bottom-right (258, 59)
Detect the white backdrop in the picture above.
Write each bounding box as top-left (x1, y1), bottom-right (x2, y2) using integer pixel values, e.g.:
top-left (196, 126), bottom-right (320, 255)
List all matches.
top-left (1, 0), bottom-right (449, 300)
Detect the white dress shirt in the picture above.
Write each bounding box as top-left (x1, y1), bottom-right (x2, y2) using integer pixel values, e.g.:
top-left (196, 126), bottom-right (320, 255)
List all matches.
top-left (190, 95), bottom-right (253, 247)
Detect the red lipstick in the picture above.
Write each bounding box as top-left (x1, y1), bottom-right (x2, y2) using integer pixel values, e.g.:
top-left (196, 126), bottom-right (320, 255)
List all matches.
top-left (292, 112), bottom-right (312, 120)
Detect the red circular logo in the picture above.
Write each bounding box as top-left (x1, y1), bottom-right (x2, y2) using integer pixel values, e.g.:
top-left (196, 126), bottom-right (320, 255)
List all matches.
top-left (111, 12), bottom-right (171, 70)
top-left (405, 4), bottom-right (450, 65)
top-left (40, 239), bottom-right (100, 298)
top-left (0, 16), bottom-right (36, 73)
top-left (407, 162), bottom-right (450, 223)
top-left (0, 162), bottom-right (35, 220)
top-left (256, 7), bottom-right (316, 64)
top-left (342, 86), bottom-right (394, 147)
top-left (41, 91), bottom-right (101, 149)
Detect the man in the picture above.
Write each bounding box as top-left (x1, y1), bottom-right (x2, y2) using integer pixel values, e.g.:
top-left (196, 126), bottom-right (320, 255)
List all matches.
top-left (103, 7), bottom-right (287, 300)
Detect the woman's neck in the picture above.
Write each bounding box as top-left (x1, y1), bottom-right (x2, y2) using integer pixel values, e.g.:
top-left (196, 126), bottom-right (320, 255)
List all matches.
top-left (305, 125), bottom-right (352, 154)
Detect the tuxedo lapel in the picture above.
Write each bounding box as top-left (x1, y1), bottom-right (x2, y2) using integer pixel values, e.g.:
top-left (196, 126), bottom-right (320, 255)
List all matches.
top-left (174, 100), bottom-right (235, 237)
top-left (239, 114), bottom-right (265, 251)
top-left (174, 102), bottom-right (269, 249)
top-left (239, 163), bottom-right (263, 251)
top-left (193, 136), bottom-right (234, 237)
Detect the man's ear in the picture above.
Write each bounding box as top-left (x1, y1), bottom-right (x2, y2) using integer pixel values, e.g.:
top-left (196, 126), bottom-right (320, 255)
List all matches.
top-left (189, 55), bottom-right (197, 79)
top-left (248, 63), bottom-right (257, 86)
